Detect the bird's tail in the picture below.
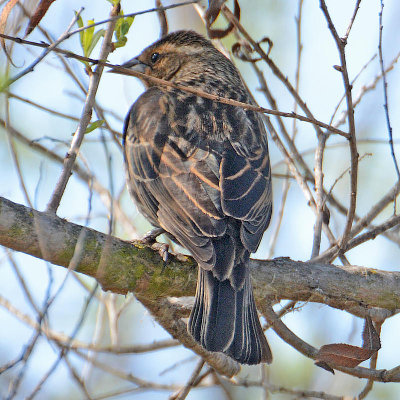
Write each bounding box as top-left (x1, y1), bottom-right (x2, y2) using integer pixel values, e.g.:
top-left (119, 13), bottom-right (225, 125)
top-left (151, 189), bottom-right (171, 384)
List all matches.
top-left (188, 266), bottom-right (272, 364)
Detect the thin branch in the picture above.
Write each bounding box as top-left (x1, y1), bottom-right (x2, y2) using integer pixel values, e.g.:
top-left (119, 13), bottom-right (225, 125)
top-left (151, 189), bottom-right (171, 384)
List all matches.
top-left (264, 116), bottom-right (349, 265)
top-left (26, 285), bottom-right (98, 400)
top-left (0, 33), bottom-right (350, 138)
top-left (311, 133), bottom-right (327, 258)
top-left (317, 214), bottom-right (400, 262)
top-left (4, 93), bottom-right (33, 208)
top-left (0, 293), bottom-right (179, 354)
top-left (46, 4), bottom-right (120, 214)
top-left (314, 181), bottom-right (400, 262)
top-left (319, 0), bottom-right (359, 252)
top-left (0, 8), bottom-right (84, 92)
top-left (0, 118), bottom-right (136, 237)
top-left (343, 0), bottom-right (363, 41)
top-left (72, 348), bottom-right (181, 391)
top-left (156, 0), bottom-right (168, 37)
top-left (7, 92), bottom-right (80, 122)
top-left (330, 53), bottom-right (376, 126)
top-left (60, 1), bottom-right (198, 40)
top-left (228, 376), bottom-right (343, 400)
top-left (334, 50), bottom-right (400, 129)
top-left (170, 359), bottom-right (205, 400)
top-left (261, 302), bottom-right (397, 382)
top-left (221, 5), bottom-right (326, 139)
top-left (378, 0), bottom-right (400, 182)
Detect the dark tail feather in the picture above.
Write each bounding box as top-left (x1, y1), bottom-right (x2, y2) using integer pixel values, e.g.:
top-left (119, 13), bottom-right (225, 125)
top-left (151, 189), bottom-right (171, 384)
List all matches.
top-left (188, 268), bottom-right (272, 364)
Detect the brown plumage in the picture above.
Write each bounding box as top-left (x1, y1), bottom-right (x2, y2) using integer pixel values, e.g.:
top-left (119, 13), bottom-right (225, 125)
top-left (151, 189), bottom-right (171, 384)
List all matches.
top-left (121, 30), bottom-right (272, 364)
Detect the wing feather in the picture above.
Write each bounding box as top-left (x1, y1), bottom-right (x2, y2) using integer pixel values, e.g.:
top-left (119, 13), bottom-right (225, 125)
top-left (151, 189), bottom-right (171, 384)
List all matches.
top-left (221, 110), bottom-right (272, 253)
top-left (124, 88), bottom-right (272, 272)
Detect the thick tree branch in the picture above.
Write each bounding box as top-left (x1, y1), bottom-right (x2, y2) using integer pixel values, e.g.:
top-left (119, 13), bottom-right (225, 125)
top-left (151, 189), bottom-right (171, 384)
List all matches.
top-left (1, 196), bottom-right (399, 317)
top-left (1, 195), bottom-right (400, 379)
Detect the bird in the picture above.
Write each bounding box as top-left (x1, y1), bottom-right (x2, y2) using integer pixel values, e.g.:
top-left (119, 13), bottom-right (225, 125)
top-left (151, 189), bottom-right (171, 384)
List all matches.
top-left (119, 30), bottom-right (273, 364)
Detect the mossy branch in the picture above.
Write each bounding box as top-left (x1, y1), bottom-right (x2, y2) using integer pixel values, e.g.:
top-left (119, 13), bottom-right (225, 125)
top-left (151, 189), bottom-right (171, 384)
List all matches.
top-left (1, 195), bottom-right (400, 376)
top-left (1, 195), bottom-right (399, 314)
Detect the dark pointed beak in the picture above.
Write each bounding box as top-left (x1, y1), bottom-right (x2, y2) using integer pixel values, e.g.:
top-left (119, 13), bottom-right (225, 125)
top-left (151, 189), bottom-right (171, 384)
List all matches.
top-left (108, 57), bottom-right (148, 75)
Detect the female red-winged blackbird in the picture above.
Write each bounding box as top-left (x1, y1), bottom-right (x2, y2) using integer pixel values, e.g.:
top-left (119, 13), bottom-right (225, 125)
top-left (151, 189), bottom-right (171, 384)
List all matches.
top-left (121, 30), bottom-right (272, 364)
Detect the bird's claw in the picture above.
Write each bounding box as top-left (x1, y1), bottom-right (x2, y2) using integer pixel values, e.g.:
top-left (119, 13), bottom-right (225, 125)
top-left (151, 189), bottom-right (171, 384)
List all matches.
top-left (141, 227), bottom-right (165, 244)
top-left (151, 242), bottom-right (170, 272)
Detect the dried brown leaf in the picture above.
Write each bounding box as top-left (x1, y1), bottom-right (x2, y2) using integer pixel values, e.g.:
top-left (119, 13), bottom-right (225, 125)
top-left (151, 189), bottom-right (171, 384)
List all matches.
top-left (314, 360), bottom-right (335, 374)
top-left (232, 37), bottom-right (272, 62)
top-left (315, 316), bottom-right (381, 372)
top-left (362, 315), bottom-right (381, 351)
top-left (205, 0), bottom-right (226, 26)
top-left (0, 0), bottom-right (19, 56)
top-left (316, 343), bottom-right (375, 369)
top-left (25, 0), bottom-right (56, 36)
top-left (205, 0), bottom-right (240, 39)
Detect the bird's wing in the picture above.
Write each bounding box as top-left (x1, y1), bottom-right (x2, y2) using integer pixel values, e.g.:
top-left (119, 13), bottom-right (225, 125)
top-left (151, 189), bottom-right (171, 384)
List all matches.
top-left (124, 88), bottom-right (230, 273)
top-left (220, 107), bottom-right (272, 253)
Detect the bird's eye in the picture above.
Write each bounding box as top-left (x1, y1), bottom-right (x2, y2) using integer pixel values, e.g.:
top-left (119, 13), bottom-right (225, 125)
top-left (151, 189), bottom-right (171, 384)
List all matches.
top-left (150, 52), bottom-right (160, 64)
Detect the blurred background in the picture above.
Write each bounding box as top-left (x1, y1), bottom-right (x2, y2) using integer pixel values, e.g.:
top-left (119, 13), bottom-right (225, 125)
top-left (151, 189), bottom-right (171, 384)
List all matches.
top-left (1, 0), bottom-right (400, 398)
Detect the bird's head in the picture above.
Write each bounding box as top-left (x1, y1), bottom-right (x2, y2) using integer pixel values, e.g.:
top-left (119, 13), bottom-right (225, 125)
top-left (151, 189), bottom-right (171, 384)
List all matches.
top-left (116, 30), bottom-right (240, 89)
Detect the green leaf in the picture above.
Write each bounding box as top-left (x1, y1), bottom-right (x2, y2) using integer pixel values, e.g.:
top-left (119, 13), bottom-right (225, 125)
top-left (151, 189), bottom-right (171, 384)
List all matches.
top-left (120, 20), bottom-right (130, 36)
top-left (75, 12), bottom-right (85, 52)
top-left (113, 15), bottom-right (134, 48)
top-left (114, 36), bottom-right (127, 49)
top-left (0, 71), bottom-right (10, 93)
top-left (120, 16), bottom-right (134, 37)
top-left (114, 14), bottom-right (123, 40)
top-left (83, 19), bottom-right (95, 56)
top-left (86, 29), bottom-right (105, 57)
top-left (85, 120), bottom-right (105, 134)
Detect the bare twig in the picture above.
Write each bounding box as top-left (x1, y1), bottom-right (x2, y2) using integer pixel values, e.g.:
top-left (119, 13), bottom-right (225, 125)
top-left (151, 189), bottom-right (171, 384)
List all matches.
top-left (334, 50), bottom-right (400, 129)
top-left (46, 4), bottom-right (120, 213)
top-left (378, 0), bottom-right (400, 183)
top-left (0, 118), bottom-right (136, 236)
top-left (170, 359), bottom-right (205, 400)
top-left (314, 181), bottom-right (400, 262)
top-left (319, 0), bottom-right (359, 252)
top-left (0, 34), bottom-right (350, 138)
top-left (311, 133), bottom-right (327, 258)
top-left (343, 0), bottom-right (363, 41)
top-left (156, 0), bottom-right (168, 37)
top-left (26, 285), bottom-right (98, 400)
top-left (221, 5), bottom-right (326, 139)
top-left (261, 302), bottom-right (397, 381)
top-left (330, 53), bottom-right (377, 126)
top-left (3, 93), bottom-right (33, 208)
top-left (228, 376), bottom-right (343, 400)
top-left (61, 1), bottom-right (198, 40)
top-left (0, 8), bottom-right (84, 92)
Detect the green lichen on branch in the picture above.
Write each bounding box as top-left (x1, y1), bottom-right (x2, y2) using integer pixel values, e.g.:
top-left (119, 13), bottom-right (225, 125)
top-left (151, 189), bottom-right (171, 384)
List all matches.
top-left (0, 195), bottom-right (197, 298)
top-left (1, 196), bottom-right (400, 316)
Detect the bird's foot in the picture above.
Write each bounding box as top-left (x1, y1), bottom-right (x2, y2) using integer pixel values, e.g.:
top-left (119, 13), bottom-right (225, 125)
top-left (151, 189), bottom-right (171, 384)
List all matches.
top-left (141, 227), bottom-right (165, 244)
top-left (139, 228), bottom-right (169, 271)
top-left (151, 242), bottom-right (170, 272)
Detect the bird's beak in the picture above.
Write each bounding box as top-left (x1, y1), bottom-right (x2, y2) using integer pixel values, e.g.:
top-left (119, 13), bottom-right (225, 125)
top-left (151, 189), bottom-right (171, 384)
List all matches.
top-left (120, 57), bottom-right (148, 73)
top-left (108, 57), bottom-right (148, 75)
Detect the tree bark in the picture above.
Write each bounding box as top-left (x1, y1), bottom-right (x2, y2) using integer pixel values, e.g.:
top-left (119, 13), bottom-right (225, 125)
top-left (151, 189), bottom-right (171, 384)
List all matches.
top-left (0, 195), bottom-right (399, 315)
